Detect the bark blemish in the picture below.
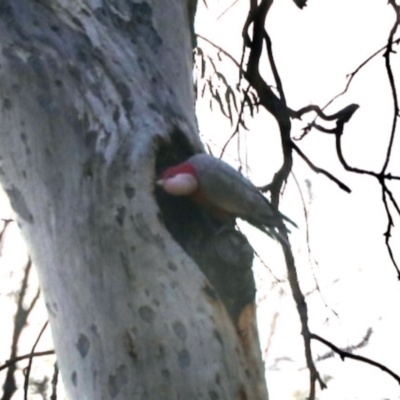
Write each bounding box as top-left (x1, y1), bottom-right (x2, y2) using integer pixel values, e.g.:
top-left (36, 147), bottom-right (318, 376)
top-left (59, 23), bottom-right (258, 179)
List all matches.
top-left (122, 98), bottom-right (134, 115)
top-left (50, 25), bottom-right (60, 33)
top-left (238, 385), bottom-right (248, 400)
top-left (90, 324), bottom-right (99, 337)
top-left (156, 344), bottom-right (165, 358)
top-left (80, 8), bottom-right (91, 17)
top-left (172, 321), bottom-right (187, 342)
top-left (5, 186), bottom-right (34, 223)
top-left (108, 365), bottom-right (128, 399)
top-left (209, 390), bottom-right (219, 400)
top-left (202, 284), bottom-right (218, 302)
top-left (124, 329), bottom-right (138, 361)
top-left (124, 184), bottom-right (135, 199)
top-left (116, 81), bottom-right (133, 114)
top-left (161, 369), bottom-right (170, 379)
top-left (71, 371), bottom-right (77, 387)
top-left (130, 3), bottom-right (162, 51)
top-left (20, 132), bottom-right (31, 155)
top-left (84, 130), bottom-right (97, 148)
top-left (82, 160), bottom-right (94, 179)
top-left (71, 16), bottom-right (84, 30)
top-left (138, 305), bottom-right (155, 324)
top-left (213, 329), bottom-right (223, 346)
top-left (11, 83), bottom-right (20, 93)
top-left (36, 89), bottom-right (55, 113)
top-left (177, 348), bottom-right (191, 368)
top-left (120, 251), bottom-right (135, 282)
top-left (167, 261), bottom-right (177, 271)
top-left (76, 333), bottom-right (90, 358)
top-left (45, 301), bottom-right (57, 317)
top-left (3, 98), bottom-right (12, 110)
top-left (115, 206), bottom-right (126, 226)
top-left (131, 213), bottom-right (165, 248)
top-left (113, 106), bottom-right (120, 124)
top-left (116, 81), bottom-right (131, 99)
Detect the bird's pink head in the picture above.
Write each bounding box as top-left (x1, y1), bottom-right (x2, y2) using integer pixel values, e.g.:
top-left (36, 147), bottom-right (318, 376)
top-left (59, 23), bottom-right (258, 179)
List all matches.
top-left (159, 161), bottom-right (198, 196)
top-left (162, 161), bottom-right (198, 179)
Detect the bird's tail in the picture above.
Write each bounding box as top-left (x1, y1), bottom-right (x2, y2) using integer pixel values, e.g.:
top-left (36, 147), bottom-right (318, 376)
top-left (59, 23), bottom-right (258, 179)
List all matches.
top-left (278, 210), bottom-right (298, 229)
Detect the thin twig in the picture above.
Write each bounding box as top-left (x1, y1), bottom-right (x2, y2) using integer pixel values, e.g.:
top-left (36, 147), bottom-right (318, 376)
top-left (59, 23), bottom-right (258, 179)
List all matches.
top-left (292, 142), bottom-right (351, 193)
top-left (217, 0), bottom-right (239, 20)
top-left (197, 34), bottom-right (241, 70)
top-left (314, 36), bottom-right (400, 126)
top-left (23, 321), bottom-right (49, 400)
top-left (220, 84), bottom-right (252, 157)
top-left (0, 350), bottom-right (55, 372)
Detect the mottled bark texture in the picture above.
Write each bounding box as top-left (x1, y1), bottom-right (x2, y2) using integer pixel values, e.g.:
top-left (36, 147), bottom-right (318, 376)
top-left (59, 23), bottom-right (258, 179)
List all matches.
top-left (0, 1), bottom-right (268, 399)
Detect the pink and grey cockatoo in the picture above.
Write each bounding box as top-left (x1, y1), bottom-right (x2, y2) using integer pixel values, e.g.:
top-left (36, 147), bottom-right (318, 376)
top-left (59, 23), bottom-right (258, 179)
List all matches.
top-left (158, 153), bottom-right (296, 242)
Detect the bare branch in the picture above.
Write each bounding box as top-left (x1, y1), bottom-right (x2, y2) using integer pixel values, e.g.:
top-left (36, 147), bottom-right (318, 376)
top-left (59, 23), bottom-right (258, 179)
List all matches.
top-left (2, 257), bottom-right (35, 400)
top-left (50, 362), bottom-right (59, 400)
top-left (311, 333), bottom-right (400, 385)
top-left (382, 1), bottom-right (400, 173)
top-left (315, 328), bottom-right (372, 362)
top-left (241, 2), bottom-right (327, 396)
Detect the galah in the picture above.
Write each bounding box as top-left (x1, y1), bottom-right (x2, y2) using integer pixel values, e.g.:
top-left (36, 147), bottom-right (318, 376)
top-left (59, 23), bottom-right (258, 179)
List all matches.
top-left (157, 153), bottom-right (296, 243)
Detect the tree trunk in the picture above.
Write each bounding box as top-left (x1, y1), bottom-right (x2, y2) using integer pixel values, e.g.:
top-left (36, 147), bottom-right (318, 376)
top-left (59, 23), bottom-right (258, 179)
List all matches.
top-left (0, 1), bottom-right (268, 399)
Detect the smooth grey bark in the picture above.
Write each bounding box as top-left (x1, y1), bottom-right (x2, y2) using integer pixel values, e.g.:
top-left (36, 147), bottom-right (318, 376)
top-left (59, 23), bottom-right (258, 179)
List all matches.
top-left (0, 1), bottom-right (268, 399)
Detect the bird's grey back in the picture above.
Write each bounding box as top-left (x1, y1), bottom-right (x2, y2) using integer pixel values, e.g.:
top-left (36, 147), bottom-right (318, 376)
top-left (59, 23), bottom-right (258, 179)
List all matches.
top-left (188, 154), bottom-right (278, 220)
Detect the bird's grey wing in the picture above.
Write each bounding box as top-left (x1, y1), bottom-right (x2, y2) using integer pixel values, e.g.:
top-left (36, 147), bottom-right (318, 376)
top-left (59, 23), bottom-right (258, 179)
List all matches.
top-left (189, 154), bottom-right (277, 220)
